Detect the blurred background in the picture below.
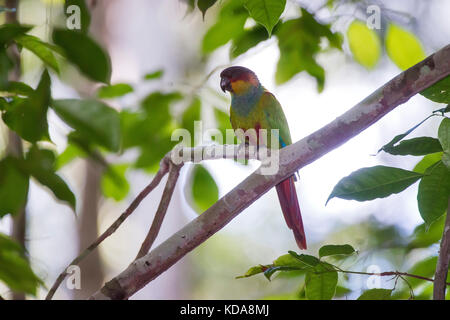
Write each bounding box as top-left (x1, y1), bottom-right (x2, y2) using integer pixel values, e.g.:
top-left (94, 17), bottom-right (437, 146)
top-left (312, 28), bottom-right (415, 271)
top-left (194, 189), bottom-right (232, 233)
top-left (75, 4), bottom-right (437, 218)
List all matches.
top-left (0, 0), bottom-right (449, 300)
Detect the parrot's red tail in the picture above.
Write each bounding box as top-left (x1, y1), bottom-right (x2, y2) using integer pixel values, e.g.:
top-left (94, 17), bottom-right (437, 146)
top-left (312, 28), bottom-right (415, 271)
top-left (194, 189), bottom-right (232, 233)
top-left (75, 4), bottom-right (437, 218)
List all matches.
top-left (275, 176), bottom-right (307, 249)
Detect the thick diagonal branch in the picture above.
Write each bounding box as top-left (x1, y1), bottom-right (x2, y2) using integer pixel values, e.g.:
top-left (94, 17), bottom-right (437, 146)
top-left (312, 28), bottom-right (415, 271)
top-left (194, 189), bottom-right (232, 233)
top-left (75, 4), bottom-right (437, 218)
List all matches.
top-left (89, 44), bottom-right (450, 300)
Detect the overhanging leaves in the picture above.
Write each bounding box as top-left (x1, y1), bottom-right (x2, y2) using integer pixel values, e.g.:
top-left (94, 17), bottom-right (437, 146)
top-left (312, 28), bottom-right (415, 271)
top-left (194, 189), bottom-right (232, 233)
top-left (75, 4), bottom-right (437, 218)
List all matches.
top-left (421, 76), bottom-right (450, 104)
top-left (2, 70), bottom-right (51, 143)
top-left (189, 164), bottom-right (219, 213)
top-left (275, 9), bottom-right (342, 91)
top-left (385, 23), bottom-right (426, 70)
top-left (319, 244), bottom-right (356, 258)
top-left (52, 29), bottom-right (111, 83)
top-left (0, 157), bottom-right (29, 217)
top-left (198, 0), bottom-right (217, 19)
top-left (347, 20), bottom-right (381, 69)
top-left (0, 233), bottom-right (42, 296)
top-left (244, 0), bottom-right (286, 36)
top-left (357, 288), bottom-right (392, 300)
top-left (327, 166), bottom-right (423, 203)
top-left (15, 35), bottom-right (59, 72)
top-left (202, 0), bottom-right (248, 53)
top-left (22, 146), bottom-right (76, 211)
top-left (230, 23), bottom-right (270, 59)
top-left (305, 262), bottom-right (338, 300)
top-left (52, 99), bottom-right (121, 152)
top-left (0, 24), bottom-right (32, 45)
top-left (417, 161), bottom-right (450, 225)
top-left (381, 137), bottom-right (442, 156)
top-left (97, 83), bottom-right (133, 99)
top-left (438, 117), bottom-right (450, 168)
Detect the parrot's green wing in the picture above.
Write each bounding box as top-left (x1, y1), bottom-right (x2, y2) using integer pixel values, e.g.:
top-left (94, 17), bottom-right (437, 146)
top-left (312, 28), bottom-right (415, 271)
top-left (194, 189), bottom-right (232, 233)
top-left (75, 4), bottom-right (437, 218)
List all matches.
top-left (259, 91), bottom-right (292, 149)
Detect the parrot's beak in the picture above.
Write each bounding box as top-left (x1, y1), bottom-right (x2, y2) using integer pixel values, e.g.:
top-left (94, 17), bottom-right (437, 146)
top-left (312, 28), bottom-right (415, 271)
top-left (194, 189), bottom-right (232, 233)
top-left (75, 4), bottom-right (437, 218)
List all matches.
top-left (220, 77), bottom-right (231, 92)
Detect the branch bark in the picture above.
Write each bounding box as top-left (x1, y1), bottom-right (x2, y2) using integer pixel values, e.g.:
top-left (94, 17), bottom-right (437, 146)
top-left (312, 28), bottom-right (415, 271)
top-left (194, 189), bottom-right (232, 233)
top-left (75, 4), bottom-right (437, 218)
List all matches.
top-left (135, 162), bottom-right (182, 260)
top-left (433, 199), bottom-right (450, 300)
top-left (88, 44), bottom-right (450, 300)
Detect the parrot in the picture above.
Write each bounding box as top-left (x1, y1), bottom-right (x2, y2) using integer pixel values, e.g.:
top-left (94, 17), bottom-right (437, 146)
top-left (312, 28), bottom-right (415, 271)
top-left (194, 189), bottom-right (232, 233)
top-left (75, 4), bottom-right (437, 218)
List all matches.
top-left (220, 66), bottom-right (307, 249)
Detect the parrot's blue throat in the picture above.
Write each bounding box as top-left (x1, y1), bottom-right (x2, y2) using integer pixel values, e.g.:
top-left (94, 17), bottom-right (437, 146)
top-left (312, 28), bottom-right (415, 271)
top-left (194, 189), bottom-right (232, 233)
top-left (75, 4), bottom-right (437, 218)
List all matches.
top-left (230, 84), bottom-right (264, 116)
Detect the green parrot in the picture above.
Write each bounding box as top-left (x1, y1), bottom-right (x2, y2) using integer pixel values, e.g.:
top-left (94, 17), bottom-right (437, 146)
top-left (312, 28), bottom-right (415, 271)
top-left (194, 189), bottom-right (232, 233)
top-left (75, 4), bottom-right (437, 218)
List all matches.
top-left (220, 66), bottom-right (307, 249)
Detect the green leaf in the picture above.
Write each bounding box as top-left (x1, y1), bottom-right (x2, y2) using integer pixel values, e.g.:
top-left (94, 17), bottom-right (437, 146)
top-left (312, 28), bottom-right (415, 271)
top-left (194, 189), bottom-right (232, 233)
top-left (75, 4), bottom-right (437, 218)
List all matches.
top-left (181, 98), bottom-right (201, 147)
top-left (52, 99), bottom-right (121, 152)
top-left (413, 152), bottom-right (443, 174)
top-left (23, 146), bottom-right (76, 211)
top-left (288, 251), bottom-right (320, 267)
top-left (144, 69), bottom-right (164, 80)
top-left (407, 214), bottom-right (445, 251)
top-left (381, 137), bottom-right (443, 156)
top-left (101, 164), bottom-right (130, 201)
top-left (244, 0), bottom-right (286, 36)
top-left (0, 157), bottom-right (29, 217)
top-left (230, 24), bottom-right (269, 59)
top-left (65, 0), bottom-right (91, 34)
top-left (385, 23), bottom-right (426, 70)
top-left (347, 20), bottom-right (381, 69)
top-left (198, 0), bottom-right (217, 19)
top-left (417, 161), bottom-right (450, 225)
top-left (335, 285), bottom-right (352, 297)
top-left (0, 24), bottom-right (32, 45)
top-left (55, 143), bottom-right (86, 170)
top-left (438, 118), bottom-right (450, 169)
top-left (327, 166), bottom-right (423, 204)
top-left (357, 288), bottom-right (392, 300)
top-left (319, 244), bottom-right (355, 258)
top-left (2, 70), bottom-right (51, 142)
top-left (275, 9), bottom-right (342, 91)
top-left (52, 29), bottom-right (111, 83)
top-left (274, 254), bottom-right (310, 270)
top-left (236, 265), bottom-right (266, 279)
top-left (202, 1), bottom-right (248, 54)
top-left (305, 262), bottom-right (338, 300)
top-left (421, 76), bottom-right (450, 104)
top-left (0, 233), bottom-right (42, 295)
top-left (378, 115), bottom-right (435, 154)
top-left (1, 81), bottom-right (34, 96)
top-left (97, 83), bottom-right (133, 99)
top-left (15, 35), bottom-right (59, 72)
top-left (407, 256), bottom-right (439, 288)
top-left (190, 164), bottom-right (219, 213)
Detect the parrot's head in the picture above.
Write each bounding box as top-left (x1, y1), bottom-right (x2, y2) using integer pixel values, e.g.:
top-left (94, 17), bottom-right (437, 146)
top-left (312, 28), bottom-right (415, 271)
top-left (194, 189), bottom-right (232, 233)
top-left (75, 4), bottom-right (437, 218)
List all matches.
top-left (220, 66), bottom-right (260, 95)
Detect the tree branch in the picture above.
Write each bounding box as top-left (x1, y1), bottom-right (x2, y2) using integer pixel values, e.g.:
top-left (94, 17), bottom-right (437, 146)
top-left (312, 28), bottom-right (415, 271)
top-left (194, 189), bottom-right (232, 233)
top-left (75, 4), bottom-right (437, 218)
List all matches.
top-left (135, 162), bottom-right (182, 260)
top-left (433, 199), bottom-right (450, 300)
top-left (88, 44), bottom-right (450, 300)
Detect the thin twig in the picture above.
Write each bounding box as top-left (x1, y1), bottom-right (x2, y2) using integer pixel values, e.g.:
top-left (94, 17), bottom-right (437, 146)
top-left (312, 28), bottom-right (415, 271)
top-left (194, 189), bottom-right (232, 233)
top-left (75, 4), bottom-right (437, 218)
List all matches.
top-left (135, 162), bottom-right (183, 260)
top-left (336, 269), bottom-right (450, 286)
top-left (433, 199), bottom-right (450, 300)
top-left (45, 157), bottom-right (171, 300)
